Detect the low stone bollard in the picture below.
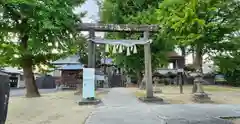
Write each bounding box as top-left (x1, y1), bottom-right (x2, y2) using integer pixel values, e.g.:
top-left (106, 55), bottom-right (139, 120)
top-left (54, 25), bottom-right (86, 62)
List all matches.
top-left (0, 74), bottom-right (10, 124)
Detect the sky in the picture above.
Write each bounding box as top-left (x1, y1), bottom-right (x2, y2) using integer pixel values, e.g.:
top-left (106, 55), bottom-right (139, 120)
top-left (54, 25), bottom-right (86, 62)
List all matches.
top-left (74, 0), bottom-right (104, 37)
top-left (75, 0), bottom-right (99, 23)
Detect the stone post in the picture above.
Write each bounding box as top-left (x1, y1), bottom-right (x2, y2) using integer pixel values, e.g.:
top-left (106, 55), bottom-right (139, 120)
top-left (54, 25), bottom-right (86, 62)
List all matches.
top-left (153, 76), bottom-right (162, 93)
top-left (177, 69), bottom-right (184, 94)
top-left (88, 30), bottom-right (96, 68)
top-left (144, 31), bottom-right (153, 98)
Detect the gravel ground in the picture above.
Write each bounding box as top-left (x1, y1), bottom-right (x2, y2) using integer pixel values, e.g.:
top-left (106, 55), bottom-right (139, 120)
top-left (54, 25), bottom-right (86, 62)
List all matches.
top-left (233, 119), bottom-right (240, 124)
top-left (10, 88), bottom-right (57, 97)
top-left (6, 90), bottom-right (107, 124)
top-left (151, 85), bottom-right (240, 104)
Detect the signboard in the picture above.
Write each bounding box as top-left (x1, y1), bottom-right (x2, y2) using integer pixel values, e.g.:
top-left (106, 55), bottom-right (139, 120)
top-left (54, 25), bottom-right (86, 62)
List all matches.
top-left (82, 68), bottom-right (95, 99)
top-left (101, 58), bottom-right (113, 65)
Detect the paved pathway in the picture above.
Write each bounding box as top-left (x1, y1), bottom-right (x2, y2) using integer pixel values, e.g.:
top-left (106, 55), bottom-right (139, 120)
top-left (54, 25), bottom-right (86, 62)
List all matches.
top-left (85, 88), bottom-right (240, 124)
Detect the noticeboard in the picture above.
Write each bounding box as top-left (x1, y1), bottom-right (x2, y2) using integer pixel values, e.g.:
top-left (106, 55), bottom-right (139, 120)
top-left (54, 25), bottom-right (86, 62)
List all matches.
top-left (82, 68), bottom-right (95, 99)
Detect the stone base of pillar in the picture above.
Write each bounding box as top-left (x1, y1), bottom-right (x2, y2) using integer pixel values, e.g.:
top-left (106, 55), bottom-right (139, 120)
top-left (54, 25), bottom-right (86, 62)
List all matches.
top-left (138, 96), bottom-right (166, 104)
top-left (78, 98), bottom-right (102, 105)
top-left (192, 92), bottom-right (211, 103)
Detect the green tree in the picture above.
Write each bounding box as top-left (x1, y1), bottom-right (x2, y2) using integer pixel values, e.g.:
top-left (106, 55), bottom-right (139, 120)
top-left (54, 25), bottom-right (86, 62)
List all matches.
top-left (155, 0), bottom-right (240, 71)
top-left (100, 0), bottom-right (174, 84)
top-left (0, 0), bottom-right (85, 97)
top-left (213, 32), bottom-right (240, 86)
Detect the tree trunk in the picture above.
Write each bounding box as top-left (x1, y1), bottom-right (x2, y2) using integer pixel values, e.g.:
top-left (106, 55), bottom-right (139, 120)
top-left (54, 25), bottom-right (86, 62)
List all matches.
top-left (22, 57), bottom-right (40, 97)
top-left (192, 45), bottom-right (195, 62)
top-left (193, 44), bottom-right (203, 72)
top-left (180, 46), bottom-right (186, 65)
top-left (136, 71), bottom-right (142, 87)
top-left (192, 43), bottom-right (204, 93)
top-left (20, 33), bottom-right (40, 97)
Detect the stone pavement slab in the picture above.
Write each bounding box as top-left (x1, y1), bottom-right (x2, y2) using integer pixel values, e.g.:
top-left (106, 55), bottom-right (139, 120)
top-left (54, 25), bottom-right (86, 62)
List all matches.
top-left (85, 88), bottom-right (240, 124)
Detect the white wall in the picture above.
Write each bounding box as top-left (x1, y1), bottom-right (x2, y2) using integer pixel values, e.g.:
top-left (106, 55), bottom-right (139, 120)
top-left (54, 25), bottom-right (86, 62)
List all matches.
top-left (50, 70), bottom-right (61, 77)
top-left (17, 75), bottom-right (25, 88)
top-left (16, 74), bottom-right (41, 88)
top-left (175, 49), bottom-right (214, 73)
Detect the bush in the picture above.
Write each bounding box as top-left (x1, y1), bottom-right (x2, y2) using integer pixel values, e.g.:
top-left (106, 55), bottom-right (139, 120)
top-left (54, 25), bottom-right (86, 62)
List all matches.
top-left (224, 70), bottom-right (240, 86)
top-left (213, 55), bottom-right (240, 87)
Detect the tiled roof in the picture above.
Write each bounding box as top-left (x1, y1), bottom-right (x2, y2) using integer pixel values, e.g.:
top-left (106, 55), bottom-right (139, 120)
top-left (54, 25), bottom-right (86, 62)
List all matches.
top-left (1, 67), bottom-right (22, 74)
top-left (1, 67), bottom-right (41, 75)
top-left (167, 51), bottom-right (182, 57)
top-left (0, 70), bottom-right (9, 76)
top-left (58, 64), bottom-right (83, 70)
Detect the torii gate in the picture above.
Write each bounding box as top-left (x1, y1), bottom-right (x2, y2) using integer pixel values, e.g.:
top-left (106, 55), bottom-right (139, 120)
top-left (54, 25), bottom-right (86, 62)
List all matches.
top-left (77, 23), bottom-right (159, 98)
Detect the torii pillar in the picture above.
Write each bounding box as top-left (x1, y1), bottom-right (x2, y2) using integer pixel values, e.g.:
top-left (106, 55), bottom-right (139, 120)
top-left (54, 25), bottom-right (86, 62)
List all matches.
top-left (88, 30), bottom-right (96, 68)
top-left (144, 31), bottom-right (153, 98)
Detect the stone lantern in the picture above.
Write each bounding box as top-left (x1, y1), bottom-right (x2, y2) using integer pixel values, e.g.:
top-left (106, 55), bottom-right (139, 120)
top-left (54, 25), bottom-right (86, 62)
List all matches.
top-left (153, 72), bottom-right (162, 93)
top-left (190, 70), bottom-right (211, 103)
